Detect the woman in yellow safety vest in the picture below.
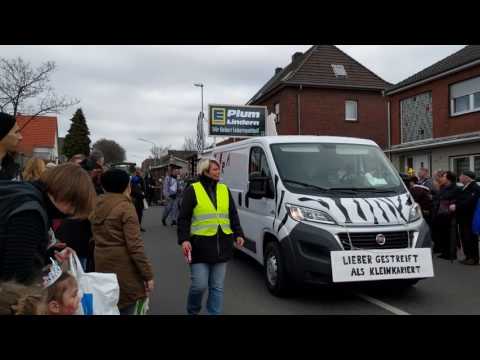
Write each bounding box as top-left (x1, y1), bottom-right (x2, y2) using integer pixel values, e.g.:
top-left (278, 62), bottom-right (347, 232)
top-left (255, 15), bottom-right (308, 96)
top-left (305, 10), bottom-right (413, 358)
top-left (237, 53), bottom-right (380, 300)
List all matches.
top-left (177, 158), bottom-right (244, 315)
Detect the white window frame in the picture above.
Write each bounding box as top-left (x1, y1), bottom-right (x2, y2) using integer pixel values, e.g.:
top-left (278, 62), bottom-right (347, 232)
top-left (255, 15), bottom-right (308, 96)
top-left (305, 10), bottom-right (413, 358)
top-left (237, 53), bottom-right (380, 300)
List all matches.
top-left (450, 76), bottom-right (480, 116)
top-left (345, 100), bottom-right (358, 122)
top-left (450, 154), bottom-right (480, 175)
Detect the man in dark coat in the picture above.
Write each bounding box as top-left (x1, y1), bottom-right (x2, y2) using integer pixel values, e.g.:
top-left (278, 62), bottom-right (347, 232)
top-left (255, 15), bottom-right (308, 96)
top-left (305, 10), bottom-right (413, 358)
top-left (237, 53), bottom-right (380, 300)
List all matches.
top-left (455, 171), bottom-right (480, 265)
top-left (131, 168), bottom-right (146, 232)
top-left (432, 171), bottom-right (461, 259)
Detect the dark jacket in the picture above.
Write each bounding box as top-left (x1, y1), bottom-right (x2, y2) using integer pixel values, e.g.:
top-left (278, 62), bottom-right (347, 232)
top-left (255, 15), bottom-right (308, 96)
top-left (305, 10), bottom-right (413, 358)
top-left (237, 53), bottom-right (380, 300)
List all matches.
top-left (432, 183), bottom-right (461, 219)
top-left (54, 218), bottom-right (92, 259)
top-left (410, 184), bottom-right (432, 216)
top-left (0, 153), bottom-right (20, 180)
top-left (456, 181), bottom-right (480, 223)
top-left (130, 175), bottom-right (146, 210)
top-left (91, 193), bottom-right (154, 309)
top-left (0, 180), bottom-right (63, 284)
top-left (177, 175), bottom-right (244, 264)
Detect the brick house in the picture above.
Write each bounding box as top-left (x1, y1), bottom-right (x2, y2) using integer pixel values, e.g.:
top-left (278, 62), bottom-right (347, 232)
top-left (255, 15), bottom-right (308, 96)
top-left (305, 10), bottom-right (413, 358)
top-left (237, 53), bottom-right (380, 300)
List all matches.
top-left (247, 45), bottom-right (390, 148)
top-left (385, 45), bottom-right (480, 177)
top-left (16, 115), bottom-right (59, 165)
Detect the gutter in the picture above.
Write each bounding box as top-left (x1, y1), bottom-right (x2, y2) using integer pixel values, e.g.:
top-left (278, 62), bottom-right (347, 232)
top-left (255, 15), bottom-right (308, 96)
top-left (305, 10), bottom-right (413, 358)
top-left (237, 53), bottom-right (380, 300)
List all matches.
top-left (385, 135), bottom-right (480, 153)
top-left (386, 58), bottom-right (480, 96)
top-left (297, 85), bottom-right (303, 135)
top-left (387, 97), bottom-right (391, 160)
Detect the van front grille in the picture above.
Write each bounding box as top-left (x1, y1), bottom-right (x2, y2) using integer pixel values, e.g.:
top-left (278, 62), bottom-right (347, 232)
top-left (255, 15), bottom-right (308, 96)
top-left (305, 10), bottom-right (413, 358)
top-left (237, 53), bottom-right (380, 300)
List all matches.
top-left (338, 231), bottom-right (411, 250)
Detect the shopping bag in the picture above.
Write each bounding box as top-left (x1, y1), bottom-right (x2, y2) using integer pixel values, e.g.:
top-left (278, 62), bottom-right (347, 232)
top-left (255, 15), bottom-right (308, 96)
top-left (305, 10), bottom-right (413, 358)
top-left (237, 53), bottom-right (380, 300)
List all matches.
top-left (473, 199), bottom-right (480, 235)
top-left (134, 297), bottom-right (150, 315)
top-left (143, 198), bottom-right (149, 210)
top-left (69, 253), bottom-right (120, 315)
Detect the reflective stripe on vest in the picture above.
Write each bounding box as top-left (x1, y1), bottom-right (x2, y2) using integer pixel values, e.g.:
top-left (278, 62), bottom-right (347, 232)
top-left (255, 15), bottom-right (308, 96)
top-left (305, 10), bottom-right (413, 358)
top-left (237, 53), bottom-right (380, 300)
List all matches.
top-left (190, 182), bottom-right (233, 236)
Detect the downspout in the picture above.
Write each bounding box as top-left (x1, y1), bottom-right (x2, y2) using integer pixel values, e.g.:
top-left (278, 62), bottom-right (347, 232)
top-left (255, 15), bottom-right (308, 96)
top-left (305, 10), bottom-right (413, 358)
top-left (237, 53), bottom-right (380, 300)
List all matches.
top-left (297, 85), bottom-right (303, 135)
top-left (387, 97), bottom-right (391, 161)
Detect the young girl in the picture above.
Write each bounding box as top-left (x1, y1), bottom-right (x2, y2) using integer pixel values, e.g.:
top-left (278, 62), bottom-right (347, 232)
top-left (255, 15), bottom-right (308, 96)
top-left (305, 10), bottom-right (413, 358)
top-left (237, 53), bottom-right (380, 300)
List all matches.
top-left (43, 259), bottom-right (81, 315)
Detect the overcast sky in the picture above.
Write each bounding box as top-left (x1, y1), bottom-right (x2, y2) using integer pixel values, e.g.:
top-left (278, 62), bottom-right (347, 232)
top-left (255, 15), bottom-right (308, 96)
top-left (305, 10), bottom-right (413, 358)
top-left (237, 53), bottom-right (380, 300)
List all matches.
top-left (0, 45), bottom-right (465, 163)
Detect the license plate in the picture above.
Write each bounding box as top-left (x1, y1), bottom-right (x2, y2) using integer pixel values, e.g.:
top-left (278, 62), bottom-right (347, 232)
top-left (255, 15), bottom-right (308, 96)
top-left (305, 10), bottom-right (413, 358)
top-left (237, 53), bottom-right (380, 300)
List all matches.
top-left (330, 248), bottom-right (434, 283)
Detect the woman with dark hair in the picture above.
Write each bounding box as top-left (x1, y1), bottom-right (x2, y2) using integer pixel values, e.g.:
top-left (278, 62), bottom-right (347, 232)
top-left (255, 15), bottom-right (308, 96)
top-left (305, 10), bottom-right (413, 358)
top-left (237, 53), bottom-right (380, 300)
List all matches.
top-left (0, 112), bottom-right (22, 180)
top-left (91, 168), bottom-right (154, 315)
top-left (431, 171), bottom-right (461, 260)
top-left (0, 163), bottom-right (96, 284)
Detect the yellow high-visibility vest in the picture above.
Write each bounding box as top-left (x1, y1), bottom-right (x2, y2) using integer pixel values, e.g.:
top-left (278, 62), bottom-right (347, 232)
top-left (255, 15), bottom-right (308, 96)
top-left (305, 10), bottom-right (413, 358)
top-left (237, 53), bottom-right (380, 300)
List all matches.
top-left (190, 182), bottom-right (233, 236)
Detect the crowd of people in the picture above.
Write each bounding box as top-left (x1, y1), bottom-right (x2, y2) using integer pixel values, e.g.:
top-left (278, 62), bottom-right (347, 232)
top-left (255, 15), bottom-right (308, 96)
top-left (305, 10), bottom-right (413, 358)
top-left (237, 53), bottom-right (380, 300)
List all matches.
top-left (407, 167), bottom-right (480, 264)
top-left (0, 112), bottom-right (243, 316)
top-left (0, 112), bottom-right (155, 315)
top-left (3, 108), bottom-right (480, 316)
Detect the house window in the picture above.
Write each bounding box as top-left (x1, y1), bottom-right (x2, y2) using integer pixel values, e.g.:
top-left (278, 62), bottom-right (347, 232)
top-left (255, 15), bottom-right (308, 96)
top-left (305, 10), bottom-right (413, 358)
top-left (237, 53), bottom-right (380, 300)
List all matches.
top-left (274, 102), bottom-right (280, 124)
top-left (345, 100), bottom-right (358, 121)
top-left (475, 156), bottom-right (480, 178)
top-left (474, 92), bottom-right (480, 109)
top-left (450, 76), bottom-right (480, 116)
top-left (453, 95), bottom-right (470, 113)
top-left (453, 157), bottom-right (471, 176)
top-left (451, 154), bottom-right (480, 179)
top-left (331, 64), bottom-right (347, 77)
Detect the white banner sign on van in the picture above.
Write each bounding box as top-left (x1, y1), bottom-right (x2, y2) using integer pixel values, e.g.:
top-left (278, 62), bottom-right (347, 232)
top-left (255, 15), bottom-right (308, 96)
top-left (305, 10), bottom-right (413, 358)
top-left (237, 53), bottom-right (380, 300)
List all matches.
top-left (330, 248), bottom-right (434, 283)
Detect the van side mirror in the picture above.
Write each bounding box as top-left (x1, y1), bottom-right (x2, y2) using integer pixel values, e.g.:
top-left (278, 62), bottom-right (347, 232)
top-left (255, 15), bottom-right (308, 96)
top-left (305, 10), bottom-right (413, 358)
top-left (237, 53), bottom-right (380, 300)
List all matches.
top-left (248, 174), bottom-right (273, 199)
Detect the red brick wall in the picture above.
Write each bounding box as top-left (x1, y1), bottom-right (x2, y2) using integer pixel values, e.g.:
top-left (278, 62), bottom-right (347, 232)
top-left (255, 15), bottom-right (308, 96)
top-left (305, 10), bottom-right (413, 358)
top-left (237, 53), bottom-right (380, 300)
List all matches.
top-left (388, 64), bottom-right (480, 146)
top-left (257, 87), bottom-right (388, 148)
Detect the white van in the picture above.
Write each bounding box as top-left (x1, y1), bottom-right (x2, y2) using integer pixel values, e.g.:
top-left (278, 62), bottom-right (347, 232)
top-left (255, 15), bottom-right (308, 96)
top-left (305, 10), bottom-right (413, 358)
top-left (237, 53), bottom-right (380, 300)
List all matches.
top-left (209, 136), bottom-right (433, 296)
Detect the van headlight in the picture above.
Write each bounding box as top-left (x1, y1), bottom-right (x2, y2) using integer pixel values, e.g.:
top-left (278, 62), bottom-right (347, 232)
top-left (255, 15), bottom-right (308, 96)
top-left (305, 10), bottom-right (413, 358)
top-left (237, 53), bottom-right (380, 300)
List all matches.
top-left (408, 204), bottom-right (422, 223)
top-left (285, 204), bottom-right (336, 225)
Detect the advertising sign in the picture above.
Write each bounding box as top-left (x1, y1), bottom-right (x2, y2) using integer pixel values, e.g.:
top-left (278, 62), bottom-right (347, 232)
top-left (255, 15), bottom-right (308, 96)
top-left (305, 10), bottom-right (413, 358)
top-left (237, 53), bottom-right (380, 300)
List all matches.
top-left (209, 104), bottom-right (267, 137)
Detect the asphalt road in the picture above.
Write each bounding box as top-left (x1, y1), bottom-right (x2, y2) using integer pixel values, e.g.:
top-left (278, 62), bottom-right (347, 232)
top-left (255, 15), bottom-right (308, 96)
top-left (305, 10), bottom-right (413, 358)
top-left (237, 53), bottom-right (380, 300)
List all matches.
top-left (142, 205), bottom-right (480, 315)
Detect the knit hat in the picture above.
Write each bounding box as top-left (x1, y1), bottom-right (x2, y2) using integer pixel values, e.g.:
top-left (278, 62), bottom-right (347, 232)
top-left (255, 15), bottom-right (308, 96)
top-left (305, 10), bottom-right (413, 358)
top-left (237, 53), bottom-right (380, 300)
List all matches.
top-left (462, 170), bottom-right (476, 181)
top-left (101, 168), bottom-right (130, 194)
top-left (0, 112), bottom-right (16, 141)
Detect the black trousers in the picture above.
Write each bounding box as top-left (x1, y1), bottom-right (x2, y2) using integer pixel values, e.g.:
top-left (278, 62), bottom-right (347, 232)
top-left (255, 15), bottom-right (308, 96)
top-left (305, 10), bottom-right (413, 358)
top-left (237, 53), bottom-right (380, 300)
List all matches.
top-left (432, 215), bottom-right (456, 257)
top-left (459, 220), bottom-right (479, 261)
top-left (136, 205), bottom-right (144, 226)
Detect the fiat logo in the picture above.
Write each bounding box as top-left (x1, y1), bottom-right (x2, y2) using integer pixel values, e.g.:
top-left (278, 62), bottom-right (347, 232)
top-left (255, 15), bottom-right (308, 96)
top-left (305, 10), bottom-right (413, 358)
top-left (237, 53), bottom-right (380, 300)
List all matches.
top-left (376, 234), bottom-right (386, 246)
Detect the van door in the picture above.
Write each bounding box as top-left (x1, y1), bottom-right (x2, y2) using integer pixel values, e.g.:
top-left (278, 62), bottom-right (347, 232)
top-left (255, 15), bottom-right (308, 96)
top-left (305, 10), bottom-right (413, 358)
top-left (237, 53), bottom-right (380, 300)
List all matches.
top-left (243, 145), bottom-right (276, 260)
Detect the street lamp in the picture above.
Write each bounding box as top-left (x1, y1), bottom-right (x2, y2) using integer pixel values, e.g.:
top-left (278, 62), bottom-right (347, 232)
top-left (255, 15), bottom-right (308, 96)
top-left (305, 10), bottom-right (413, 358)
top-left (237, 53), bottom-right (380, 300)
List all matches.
top-left (194, 83), bottom-right (204, 116)
top-left (194, 83), bottom-right (208, 151)
top-left (138, 138), bottom-right (159, 167)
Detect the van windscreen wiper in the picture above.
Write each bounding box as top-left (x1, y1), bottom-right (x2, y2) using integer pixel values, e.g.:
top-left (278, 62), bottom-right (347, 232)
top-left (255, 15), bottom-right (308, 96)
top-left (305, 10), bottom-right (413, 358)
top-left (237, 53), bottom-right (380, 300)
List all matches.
top-left (330, 187), bottom-right (397, 194)
top-left (282, 179), bottom-right (332, 193)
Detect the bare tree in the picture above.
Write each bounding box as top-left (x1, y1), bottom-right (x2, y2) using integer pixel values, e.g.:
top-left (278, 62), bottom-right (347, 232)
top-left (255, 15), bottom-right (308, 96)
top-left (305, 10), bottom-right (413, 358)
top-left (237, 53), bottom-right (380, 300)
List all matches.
top-left (183, 136), bottom-right (197, 151)
top-left (0, 57), bottom-right (79, 129)
top-left (150, 144), bottom-right (170, 159)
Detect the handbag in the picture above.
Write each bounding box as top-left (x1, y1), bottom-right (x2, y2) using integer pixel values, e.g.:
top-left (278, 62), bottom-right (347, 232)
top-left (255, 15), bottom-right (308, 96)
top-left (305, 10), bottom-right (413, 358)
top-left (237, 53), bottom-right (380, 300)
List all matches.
top-left (69, 253), bottom-right (121, 315)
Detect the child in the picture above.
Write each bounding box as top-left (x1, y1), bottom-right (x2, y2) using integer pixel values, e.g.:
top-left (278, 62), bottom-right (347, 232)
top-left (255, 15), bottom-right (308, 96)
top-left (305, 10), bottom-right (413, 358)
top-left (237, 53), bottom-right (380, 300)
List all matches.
top-left (0, 281), bottom-right (47, 315)
top-left (43, 259), bottom-right (81, 315)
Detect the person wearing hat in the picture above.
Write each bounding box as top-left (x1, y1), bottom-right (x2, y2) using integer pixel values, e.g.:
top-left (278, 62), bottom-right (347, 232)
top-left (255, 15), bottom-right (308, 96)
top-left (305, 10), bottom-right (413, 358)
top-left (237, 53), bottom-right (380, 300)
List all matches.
top-left (91, 168), bottom-right (154, 315)
top-left (0, 112), bottom-right (22, 180)
top-left (454, 170), bottom-right (480, 265)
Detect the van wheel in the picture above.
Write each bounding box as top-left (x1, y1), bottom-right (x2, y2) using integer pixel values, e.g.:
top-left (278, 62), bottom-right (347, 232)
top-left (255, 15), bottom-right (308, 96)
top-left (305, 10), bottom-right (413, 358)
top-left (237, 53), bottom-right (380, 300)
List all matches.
top-left (264, 242), bottom-right (291, 297)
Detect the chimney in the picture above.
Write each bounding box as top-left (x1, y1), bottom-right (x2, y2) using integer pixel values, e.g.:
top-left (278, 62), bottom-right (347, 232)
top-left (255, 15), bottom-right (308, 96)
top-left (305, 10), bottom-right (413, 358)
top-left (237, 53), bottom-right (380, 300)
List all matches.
top-left (292, 52), bottom-right (303, 62)
top-left (275, 67), bottom-right (283, 75)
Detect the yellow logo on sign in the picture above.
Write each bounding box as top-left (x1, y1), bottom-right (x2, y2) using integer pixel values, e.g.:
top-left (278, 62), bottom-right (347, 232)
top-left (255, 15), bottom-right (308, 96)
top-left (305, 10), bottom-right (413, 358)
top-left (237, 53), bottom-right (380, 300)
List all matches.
top-left (211, 108), bottom-right (226, 126)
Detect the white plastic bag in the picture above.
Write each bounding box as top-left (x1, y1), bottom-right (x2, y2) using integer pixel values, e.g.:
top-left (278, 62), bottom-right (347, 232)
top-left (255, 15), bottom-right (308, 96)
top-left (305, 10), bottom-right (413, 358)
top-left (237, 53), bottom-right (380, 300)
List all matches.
top-left (69, 253), bottom-right (120, 315)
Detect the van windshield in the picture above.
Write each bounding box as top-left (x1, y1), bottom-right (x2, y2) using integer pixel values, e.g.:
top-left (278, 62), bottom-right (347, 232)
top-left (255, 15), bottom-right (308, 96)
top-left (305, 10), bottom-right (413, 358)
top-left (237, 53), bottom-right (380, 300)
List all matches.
top-left (270, 143), bottom-right (404, 197)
